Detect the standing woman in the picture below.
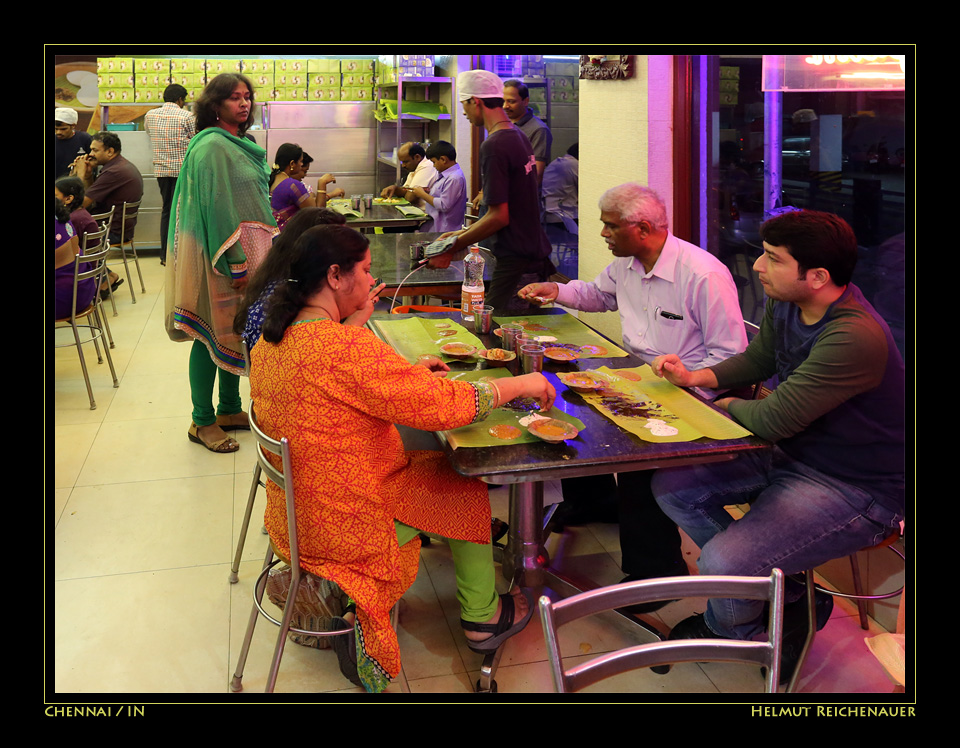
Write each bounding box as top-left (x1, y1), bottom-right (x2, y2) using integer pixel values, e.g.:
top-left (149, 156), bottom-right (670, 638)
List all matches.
top-left (164, 73), bottom-right (278, 453)
top-left (268, 142), bottom-right (344, 230)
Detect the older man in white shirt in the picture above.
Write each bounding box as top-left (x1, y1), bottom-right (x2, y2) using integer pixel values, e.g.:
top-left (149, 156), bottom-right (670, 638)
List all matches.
top-left (518, 182), bottom-right (746, 610)
top-left (380, 141), bottom-right (437, 210)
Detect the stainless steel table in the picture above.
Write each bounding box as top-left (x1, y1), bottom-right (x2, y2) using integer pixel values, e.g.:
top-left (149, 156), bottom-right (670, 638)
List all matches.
top-left (371, 309), bottom-right (769, 691)
top-left (341, 203), bottom-right (429, 231)
top-left (368, 233), bottom-right (496, 302)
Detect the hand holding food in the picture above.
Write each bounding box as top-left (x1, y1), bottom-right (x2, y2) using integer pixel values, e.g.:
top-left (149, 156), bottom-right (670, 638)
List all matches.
top-left (517, 282), bottom-right (559, 305)
top-left (494, 372), bottom-right (556, 412)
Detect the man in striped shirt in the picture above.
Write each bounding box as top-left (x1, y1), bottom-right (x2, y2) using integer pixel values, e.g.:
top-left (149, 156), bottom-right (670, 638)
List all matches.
top-left (145, 84), bottom-right (196, 264)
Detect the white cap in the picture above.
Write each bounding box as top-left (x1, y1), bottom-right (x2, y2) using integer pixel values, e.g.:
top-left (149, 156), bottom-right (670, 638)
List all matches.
top-left (457, 70), bottom-right (504, 102)
top-left (55, 107), bottom-right (78, 125)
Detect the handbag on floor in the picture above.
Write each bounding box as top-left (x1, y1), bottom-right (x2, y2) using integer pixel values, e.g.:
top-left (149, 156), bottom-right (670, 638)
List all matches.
top-left (265, 566), bottom-right (352, 650)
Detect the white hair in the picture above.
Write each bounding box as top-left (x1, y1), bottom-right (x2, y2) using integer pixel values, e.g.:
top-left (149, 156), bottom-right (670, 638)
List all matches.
top-left (598, 183), bottom-right (668, 231)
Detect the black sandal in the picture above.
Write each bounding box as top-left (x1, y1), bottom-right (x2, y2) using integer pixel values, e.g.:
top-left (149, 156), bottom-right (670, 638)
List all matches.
top-left (461, 590), bottom-right (534, 654)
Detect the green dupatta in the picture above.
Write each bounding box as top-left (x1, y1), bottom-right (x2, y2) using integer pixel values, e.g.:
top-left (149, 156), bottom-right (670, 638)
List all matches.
top-left (165, 128), bottom-right (279, 374)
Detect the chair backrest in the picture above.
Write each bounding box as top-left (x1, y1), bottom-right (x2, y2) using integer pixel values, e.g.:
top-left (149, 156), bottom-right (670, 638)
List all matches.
top-left (248, 401), bottom-right (301, 573)
top-left (89, 205), bottom-right (116, 234)
top-left (539, 570), bottom-right (785, 693)
top-left (119, 200), bottom-right (141, 244)
top-left (63, 240), bottom-right (111, 320)
top-left (742, 320), bottom-right (771, 400)
top-left (80, 224), bottom-right (109, 256)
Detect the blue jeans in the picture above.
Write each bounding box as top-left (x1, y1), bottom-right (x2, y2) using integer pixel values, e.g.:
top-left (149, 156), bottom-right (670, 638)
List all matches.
top-left (652, 446), bottom-right (902, 639)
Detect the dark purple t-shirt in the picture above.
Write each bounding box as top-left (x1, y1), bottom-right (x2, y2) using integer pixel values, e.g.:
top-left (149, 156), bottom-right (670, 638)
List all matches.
top-left (85, 155), bottom-right (143, 242)
top-left (480, 127), bottom-right (552, 261)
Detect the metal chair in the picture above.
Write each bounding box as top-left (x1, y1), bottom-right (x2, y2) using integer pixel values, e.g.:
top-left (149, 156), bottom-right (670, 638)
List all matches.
top-left (229, 341), bottom-right (269, 584)
top-left (787, 529), bottom-right (905, 692)
top-left (539, 570), bottom-right (785, 693)
top-left (230, 401), bottom-right (356, 693)
top-left (54, 226), bottom-right (119, 410)
top-left (114, 200), bottom-right (145, 303)
top-left (89, 206), bottom-right (118, 316)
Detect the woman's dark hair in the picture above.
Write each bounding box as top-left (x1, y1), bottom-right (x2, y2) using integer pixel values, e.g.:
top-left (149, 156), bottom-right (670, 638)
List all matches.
top-left (260, 224), bottom-right (370, 344)
top-left (54, 196), bottom-right (71, 224)
top-left (195, 73), bottom-right (256, 136)
top-left (55, 176), bottom-right (86, 212)
top-left (269, 142), bottom-right (304, 184)
top-left (234, 208), bottom-right (347, 335)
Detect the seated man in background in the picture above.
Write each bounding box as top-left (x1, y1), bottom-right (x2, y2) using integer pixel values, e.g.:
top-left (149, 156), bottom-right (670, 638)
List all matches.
top-left (542, 142), bottom-right (579, 245)
top-left (408, 140), bottom-right (466, 234)
top-left (650, 209), bottom-right (905, 678)
top-left (381, 141), bottom-right (437, 210)
top-left (518, 183), bottom-right (746, 604)
top-left (71, 130), bottom-right (143, 294)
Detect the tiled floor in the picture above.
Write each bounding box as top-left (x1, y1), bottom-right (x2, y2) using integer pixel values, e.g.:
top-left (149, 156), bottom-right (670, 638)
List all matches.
top-left (52, 258), bottom-right (901, 698)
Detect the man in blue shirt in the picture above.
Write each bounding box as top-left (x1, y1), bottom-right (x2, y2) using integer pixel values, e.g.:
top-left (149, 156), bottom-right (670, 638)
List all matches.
top-left (408, 141), bottom-right (466, 234)
top-left (54, 107), bottom-right (92, 180)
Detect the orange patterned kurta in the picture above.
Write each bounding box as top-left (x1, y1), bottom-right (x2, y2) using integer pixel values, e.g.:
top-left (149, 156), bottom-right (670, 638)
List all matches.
top-left (250, 318), bottom-right (495, 687)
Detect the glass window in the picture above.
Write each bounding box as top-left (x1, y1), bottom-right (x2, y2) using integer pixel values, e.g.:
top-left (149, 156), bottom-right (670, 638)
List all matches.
top-left (711, 56), bottom-right (907, 358)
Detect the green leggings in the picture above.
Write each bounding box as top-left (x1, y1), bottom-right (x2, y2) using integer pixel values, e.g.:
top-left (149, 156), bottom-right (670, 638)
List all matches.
top-left (395, 520), bottom-right (498, 622)
top-left (188, 340), bottom-right (242, 426)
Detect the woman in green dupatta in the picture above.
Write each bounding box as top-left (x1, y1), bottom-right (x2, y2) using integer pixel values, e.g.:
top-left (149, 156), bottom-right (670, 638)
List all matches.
top-left (164, 73), bottom-right (278, 453)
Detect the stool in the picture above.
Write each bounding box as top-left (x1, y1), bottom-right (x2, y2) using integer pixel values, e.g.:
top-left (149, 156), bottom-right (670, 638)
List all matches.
top-left (786, 529), bottom-right (904, 692)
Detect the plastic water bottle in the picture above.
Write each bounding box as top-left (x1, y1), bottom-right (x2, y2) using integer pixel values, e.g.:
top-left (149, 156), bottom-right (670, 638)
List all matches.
top-left (460, 246), bottom-right (485, 323)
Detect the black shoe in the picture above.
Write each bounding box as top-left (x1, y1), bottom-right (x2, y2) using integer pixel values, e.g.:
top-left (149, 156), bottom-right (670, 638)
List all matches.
top-left (547, 500), bottom-right (618, 532)
top-left (617, 566), bottom-right (690, 615)
top-left (667, 613), bottom-right (722, 641)
top-left (777, 588), bottom-right (835, 686)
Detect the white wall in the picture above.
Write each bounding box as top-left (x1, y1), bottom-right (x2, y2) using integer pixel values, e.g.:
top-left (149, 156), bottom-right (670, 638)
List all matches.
top-left (576, 55), bottom-right (674, 345)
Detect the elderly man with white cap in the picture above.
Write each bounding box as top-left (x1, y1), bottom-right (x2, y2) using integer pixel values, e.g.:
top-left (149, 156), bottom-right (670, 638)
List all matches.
top-left (54, 107), bottom-right (92, 180)
top-left (429, 69), bottom-right (554, 314)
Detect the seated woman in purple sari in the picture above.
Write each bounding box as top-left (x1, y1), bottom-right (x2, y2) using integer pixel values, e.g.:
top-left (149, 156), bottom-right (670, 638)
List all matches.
top-left (54, 197), bottom-right (96, 319)
top-left (269, 143), bottom-right (344, 230)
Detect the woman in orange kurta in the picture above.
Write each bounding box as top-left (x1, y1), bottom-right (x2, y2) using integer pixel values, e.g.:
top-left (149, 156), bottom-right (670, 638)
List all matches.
top-left (249, 224), bottom-right (555, 692)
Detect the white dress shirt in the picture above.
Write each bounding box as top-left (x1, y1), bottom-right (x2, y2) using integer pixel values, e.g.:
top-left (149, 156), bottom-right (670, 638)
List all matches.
top-left (401, 157), bottom-right (438, 208)
top-left (555, 233), bottom-right (747, 377)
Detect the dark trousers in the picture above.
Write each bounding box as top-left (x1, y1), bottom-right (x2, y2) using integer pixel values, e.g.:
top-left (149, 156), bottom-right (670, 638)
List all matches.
top-left (560, 471), bottom-right (686, 577)
top-left (157, 176), bottom-right (177, 256)
top-left (485, 254), bottom-right (556, 315)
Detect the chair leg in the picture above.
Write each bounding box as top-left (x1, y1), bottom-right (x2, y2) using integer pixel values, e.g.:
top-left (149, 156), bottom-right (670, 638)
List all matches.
top-left (230, 544), bottom-right (274, 692)
top-left (71, 321), bottom-right (97, 410)
top-left (120, 247), bottom-right (137, 303)
top-left (264, 570), bottom-right (302, 692)
top-left (91, 308), bottom-right (120, 388)
top-left (230, 465), bottom-right (263, 583)
top-left (131, 241), bottom-right (146, 293)
top-left (848, 552), bottom-right (870, 630)
top-left (97, 294), bottom-right (115, 348)
top-left (785, 571), bottom-right (817, 693)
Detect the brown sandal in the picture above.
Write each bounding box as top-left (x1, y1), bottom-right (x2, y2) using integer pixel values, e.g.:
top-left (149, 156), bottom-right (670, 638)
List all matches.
top-left (216, 411), bottom-right (250, 431)
top-left (188, 422), bottom-right (240, 453)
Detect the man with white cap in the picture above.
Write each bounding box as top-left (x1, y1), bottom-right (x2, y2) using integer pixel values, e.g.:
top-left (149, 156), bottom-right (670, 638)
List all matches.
top-left (54, 107), bottom-right (92, 180)
top-left (430, 69), bottom-right (554, 314)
